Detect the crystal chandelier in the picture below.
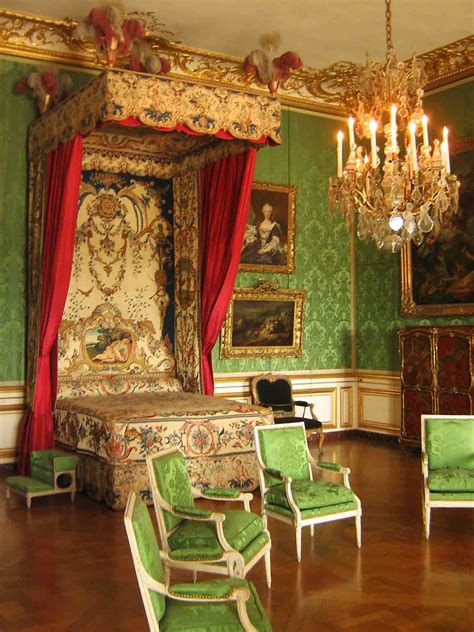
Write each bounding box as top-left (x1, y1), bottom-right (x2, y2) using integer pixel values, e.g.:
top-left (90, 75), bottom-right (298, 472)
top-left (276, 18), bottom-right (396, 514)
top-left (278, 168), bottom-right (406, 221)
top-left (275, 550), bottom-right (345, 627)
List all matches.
top-left (328, 0), bottom-right (459, 253)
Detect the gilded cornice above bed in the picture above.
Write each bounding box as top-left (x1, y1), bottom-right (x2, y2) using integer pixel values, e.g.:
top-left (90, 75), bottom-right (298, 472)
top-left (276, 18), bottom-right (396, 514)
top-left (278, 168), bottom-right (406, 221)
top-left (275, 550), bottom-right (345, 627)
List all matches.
top-left (1, 9), bottom-right (472, 116)
top-left (28, 69), bottom-right (282, 155)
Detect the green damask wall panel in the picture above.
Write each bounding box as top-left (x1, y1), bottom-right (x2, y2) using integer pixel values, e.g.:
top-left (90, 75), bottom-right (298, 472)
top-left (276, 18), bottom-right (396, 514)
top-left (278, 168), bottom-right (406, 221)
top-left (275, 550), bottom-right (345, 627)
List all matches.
top-left (0, 58), bottom-right (94, 382)
top-left (356, 81), bottom-right (474, 372)
top-left (213, 109), bottom-right (352, 373)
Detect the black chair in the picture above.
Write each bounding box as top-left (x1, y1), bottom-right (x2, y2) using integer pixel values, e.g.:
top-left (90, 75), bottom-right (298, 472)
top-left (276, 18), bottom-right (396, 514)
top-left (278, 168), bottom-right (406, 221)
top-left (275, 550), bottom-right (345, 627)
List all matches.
top-left (250, 373), bottom-right (324, 451)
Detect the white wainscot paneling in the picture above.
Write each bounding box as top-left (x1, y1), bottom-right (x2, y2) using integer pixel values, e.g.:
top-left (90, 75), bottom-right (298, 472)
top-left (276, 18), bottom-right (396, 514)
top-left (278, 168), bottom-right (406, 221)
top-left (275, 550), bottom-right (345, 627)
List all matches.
top-left (359, 384), bottom-right (401, 434)
top-left (0, 383), bottom-right (25, 463)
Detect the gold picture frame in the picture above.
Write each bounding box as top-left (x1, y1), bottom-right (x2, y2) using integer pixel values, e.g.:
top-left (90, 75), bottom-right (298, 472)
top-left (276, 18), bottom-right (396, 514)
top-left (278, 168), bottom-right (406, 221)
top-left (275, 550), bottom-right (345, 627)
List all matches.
top-left (220, 284), bottom-right (306, 359)
top-left (239, 181), bottom-right (296, 274)
top-left (401, 136), bottom-right (474, 316)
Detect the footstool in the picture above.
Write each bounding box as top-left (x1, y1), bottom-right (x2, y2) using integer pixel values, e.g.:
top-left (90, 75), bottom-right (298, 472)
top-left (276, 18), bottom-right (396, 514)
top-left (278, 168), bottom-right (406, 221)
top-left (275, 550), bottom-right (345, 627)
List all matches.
top-left (6, 450), bottom-right (78, 508)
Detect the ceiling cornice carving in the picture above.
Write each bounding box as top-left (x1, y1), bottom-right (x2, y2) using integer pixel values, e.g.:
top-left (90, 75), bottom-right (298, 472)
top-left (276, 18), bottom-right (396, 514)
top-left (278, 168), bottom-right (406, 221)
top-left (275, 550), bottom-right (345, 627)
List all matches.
top-left (0, 9), bottom-right (472, 115)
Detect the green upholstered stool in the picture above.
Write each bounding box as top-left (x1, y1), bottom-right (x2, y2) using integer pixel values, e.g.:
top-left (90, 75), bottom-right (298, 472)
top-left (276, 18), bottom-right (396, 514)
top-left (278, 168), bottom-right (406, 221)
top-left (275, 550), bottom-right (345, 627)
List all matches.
top-left (6, 450), bottom-right (78, 509)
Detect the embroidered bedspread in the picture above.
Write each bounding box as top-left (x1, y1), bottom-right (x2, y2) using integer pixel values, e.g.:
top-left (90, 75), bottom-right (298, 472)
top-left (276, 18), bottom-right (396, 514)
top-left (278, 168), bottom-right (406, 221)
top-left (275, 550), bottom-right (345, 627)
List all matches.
top-left (54, 392), bottom-right (273, 509)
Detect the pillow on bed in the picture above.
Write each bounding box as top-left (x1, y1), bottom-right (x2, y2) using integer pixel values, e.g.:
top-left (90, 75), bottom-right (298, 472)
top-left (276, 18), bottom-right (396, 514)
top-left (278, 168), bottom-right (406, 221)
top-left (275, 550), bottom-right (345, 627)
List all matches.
top-left (57, 374), bottom-right (183, 399)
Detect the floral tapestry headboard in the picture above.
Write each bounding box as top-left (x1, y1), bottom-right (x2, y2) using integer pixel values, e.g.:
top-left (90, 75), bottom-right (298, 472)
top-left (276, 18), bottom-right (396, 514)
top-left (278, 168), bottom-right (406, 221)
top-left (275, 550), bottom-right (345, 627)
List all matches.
top-left (58, 167), bottom-right (182, 398)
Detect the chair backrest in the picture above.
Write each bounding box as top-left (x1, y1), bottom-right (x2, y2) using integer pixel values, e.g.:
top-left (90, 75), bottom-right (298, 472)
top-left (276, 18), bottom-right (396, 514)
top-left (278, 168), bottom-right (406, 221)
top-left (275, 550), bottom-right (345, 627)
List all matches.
top-left (147, 448), bottom-right (195, 532)
top-left (124, 492), bottom-right (167, 628)
top-left (422, 415), bottom-right (474, 470)
top-left (251, 373), bottom-right (294, 414)
top-left (255, 422), bottom-right (311, 487)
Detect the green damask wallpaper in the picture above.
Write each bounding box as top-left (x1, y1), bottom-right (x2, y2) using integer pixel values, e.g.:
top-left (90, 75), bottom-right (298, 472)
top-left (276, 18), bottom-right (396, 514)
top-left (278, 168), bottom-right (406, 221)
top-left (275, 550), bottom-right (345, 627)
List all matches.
top-left (356, 80), bottom-right (474, 371)
top-left (213, 109), bottom-right (352, 373)
top-left (0, 58), bottom-right (94, 381)
top-left (0, 54), bottom-right (471, 383)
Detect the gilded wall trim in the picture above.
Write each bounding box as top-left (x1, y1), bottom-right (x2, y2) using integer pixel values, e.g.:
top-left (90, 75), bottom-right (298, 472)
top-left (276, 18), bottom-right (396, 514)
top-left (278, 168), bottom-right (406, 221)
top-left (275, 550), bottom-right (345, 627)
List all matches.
top-left (340, 386), bottom-right (353, 428)
top-left (1, 9), bottom-right (472, 115)
top-left (0, 448), bottom-right (17, 459)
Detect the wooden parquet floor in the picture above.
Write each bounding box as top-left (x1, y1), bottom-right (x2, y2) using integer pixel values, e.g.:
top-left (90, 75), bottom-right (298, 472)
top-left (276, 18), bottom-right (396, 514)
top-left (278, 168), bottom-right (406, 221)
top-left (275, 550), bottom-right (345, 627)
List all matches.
top-left (0, 437), bottom-right (472, 632)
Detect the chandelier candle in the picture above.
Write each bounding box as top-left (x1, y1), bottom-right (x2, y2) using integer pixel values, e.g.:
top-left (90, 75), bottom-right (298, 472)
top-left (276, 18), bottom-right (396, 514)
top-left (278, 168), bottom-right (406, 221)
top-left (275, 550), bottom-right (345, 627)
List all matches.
top-left (328, 0), bottom-right (459, 253)
top-left (390, 105), bottom-right (398, 153)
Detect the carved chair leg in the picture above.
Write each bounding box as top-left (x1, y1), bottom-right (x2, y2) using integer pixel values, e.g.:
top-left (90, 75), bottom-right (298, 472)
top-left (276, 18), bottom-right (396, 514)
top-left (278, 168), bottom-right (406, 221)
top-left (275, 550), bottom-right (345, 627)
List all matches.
top-left (355, 515), bottom-right (362, 548)
top-left (264, 549), bottom-right (272, 588)
top-left (424, 506), bottom-right (431, 540)
top-left (317, 429), bottom-right (324, 452)
top-left (295, 527), bottom-right (302, 562)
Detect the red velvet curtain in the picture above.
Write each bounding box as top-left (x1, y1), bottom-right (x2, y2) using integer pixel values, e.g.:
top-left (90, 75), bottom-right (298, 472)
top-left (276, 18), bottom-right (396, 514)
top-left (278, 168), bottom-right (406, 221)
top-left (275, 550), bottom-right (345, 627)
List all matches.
top-left (200, 148), bottom-right (257, 395)
top-left (18, 135), bottom-right (83, 474)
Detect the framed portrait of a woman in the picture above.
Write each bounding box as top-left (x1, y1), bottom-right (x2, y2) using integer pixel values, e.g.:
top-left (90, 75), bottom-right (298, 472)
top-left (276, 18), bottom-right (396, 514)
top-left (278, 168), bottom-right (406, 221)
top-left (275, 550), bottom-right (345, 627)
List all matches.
top-left (240, 182), bottom-right (296, 273)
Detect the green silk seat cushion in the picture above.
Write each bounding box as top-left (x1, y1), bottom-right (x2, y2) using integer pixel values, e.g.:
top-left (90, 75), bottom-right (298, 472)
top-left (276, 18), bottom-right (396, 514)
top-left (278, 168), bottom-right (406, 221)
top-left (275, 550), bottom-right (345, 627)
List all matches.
top-left (426, 419), bottom-right (474, 470)
top-left (168, 511), bottom-right (266, 558)
top-left (265, 479), bottom-right (355, 510)
top-left (132, 495), bottom-right (167, 622)
top-left (428, 468), bottom-right (474, 492)
top-left (6, 476), bottom-right (53, 493)
top-left (153, 452), bottom-right (196, 532)
top-left (266, 501), bottom-right (357, 520)
top-left (429, 491), bottom-right (474, 501)
top-left (258, 427), bottom-right (310, 485)
top-left (162, 579), bottom-right (272, 631)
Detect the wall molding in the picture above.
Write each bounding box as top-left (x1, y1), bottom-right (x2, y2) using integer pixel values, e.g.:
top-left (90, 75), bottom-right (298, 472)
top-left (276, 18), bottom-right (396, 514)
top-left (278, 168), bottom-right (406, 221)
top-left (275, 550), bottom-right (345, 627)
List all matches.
top-left (0, 10), bottom-right (472, 115)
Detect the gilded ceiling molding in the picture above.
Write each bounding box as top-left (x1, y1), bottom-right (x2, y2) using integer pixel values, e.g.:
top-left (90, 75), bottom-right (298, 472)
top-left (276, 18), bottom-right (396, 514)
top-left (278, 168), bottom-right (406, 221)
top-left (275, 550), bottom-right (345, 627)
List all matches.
top-left (0, 9), bottom-right (472, 114)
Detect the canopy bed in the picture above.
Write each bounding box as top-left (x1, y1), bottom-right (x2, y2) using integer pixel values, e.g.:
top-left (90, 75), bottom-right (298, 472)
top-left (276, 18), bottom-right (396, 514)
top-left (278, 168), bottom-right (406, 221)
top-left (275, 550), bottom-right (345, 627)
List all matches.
top-left (21, 69), bottom-right (280, 509)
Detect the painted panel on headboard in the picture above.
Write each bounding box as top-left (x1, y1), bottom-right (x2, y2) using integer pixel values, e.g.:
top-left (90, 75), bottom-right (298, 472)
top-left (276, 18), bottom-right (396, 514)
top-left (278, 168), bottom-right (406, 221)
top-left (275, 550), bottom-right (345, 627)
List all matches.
top-left (58, 169), bottom-right (180, 397)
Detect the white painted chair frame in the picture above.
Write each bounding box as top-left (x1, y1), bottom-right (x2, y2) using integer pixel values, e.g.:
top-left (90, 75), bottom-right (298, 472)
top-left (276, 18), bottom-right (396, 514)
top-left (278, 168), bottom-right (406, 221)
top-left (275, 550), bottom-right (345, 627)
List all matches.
top-left (146, 447), bottom-right (272, 587)
top-left (124, 492), bottom-right (261, 632)
top-left (254, 422), bottom-right (362, 562)
top-left (421, 414), bottom-right (474, 540)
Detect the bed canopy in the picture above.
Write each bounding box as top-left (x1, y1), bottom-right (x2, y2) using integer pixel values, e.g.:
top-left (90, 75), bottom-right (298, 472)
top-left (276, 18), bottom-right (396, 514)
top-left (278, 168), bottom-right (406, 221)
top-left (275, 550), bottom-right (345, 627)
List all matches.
top-left (20, 69), bottom-right (281, 474)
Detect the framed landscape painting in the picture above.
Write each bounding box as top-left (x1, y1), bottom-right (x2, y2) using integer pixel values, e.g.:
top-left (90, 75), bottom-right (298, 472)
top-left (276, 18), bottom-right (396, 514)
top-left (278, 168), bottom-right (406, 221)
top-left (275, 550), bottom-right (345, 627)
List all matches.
top-left (401, 136), bottom-right (474, 316)
top-left (239, 181), bottom-right (296, 274)
top-left (220, 286), bottom-right (306, 359)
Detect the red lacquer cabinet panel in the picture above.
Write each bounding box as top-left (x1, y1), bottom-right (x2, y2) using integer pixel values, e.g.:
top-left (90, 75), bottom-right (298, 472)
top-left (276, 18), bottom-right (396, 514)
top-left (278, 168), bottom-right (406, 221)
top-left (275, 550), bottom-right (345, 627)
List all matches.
top-left (399, 326), bottom-right (474, 445)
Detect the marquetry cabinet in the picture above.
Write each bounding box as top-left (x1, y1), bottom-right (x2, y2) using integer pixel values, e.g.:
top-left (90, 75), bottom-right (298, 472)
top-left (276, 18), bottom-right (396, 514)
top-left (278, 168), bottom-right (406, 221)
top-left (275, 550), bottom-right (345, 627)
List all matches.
top-left (399, 325), bottom-right (474, 445)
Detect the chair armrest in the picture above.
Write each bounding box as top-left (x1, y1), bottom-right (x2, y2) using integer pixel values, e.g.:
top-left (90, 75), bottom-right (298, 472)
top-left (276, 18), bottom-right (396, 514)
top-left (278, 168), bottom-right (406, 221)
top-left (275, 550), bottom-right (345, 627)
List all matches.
top-left (194, 488), bottom-right (253, 511)
top-left (172, 505), bottom-right (219, 521)
top-left (309, 455), bottom-right (351, 487)
top-left (169, 578), bottom-right (249, 601)
top-left (263, 467), bottom-right (288, 481)
top-left (294, 400), bottom-right (318, 421)
top-left (316, 461), bottom-right (348, 473)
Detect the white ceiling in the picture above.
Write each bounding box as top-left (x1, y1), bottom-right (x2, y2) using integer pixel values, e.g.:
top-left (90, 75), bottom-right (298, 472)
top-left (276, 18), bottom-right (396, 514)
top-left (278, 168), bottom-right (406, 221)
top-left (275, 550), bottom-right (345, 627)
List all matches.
top-left (1, 0), bottom-right (473, 69)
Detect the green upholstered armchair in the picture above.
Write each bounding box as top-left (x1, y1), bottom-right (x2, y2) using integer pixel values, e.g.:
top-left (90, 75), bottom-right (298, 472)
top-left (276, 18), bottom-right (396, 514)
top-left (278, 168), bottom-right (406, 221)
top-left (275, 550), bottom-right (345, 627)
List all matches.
top-left (124, 492), bottom-right (272, 632)
top-left (421, 414), bottom-right (474, 539)
top-left (250, 373), bottom-right (324, 451)
top-left (254, 422), bottom-right (362, 561)
top-left (146, 448), bottom-right (272, 587)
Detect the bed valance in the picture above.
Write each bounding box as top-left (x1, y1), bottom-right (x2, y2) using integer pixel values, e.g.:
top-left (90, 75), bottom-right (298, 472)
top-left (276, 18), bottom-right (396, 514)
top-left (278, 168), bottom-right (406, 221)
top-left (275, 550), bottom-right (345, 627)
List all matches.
top-left (28, 69), bottom-right (281, 156)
